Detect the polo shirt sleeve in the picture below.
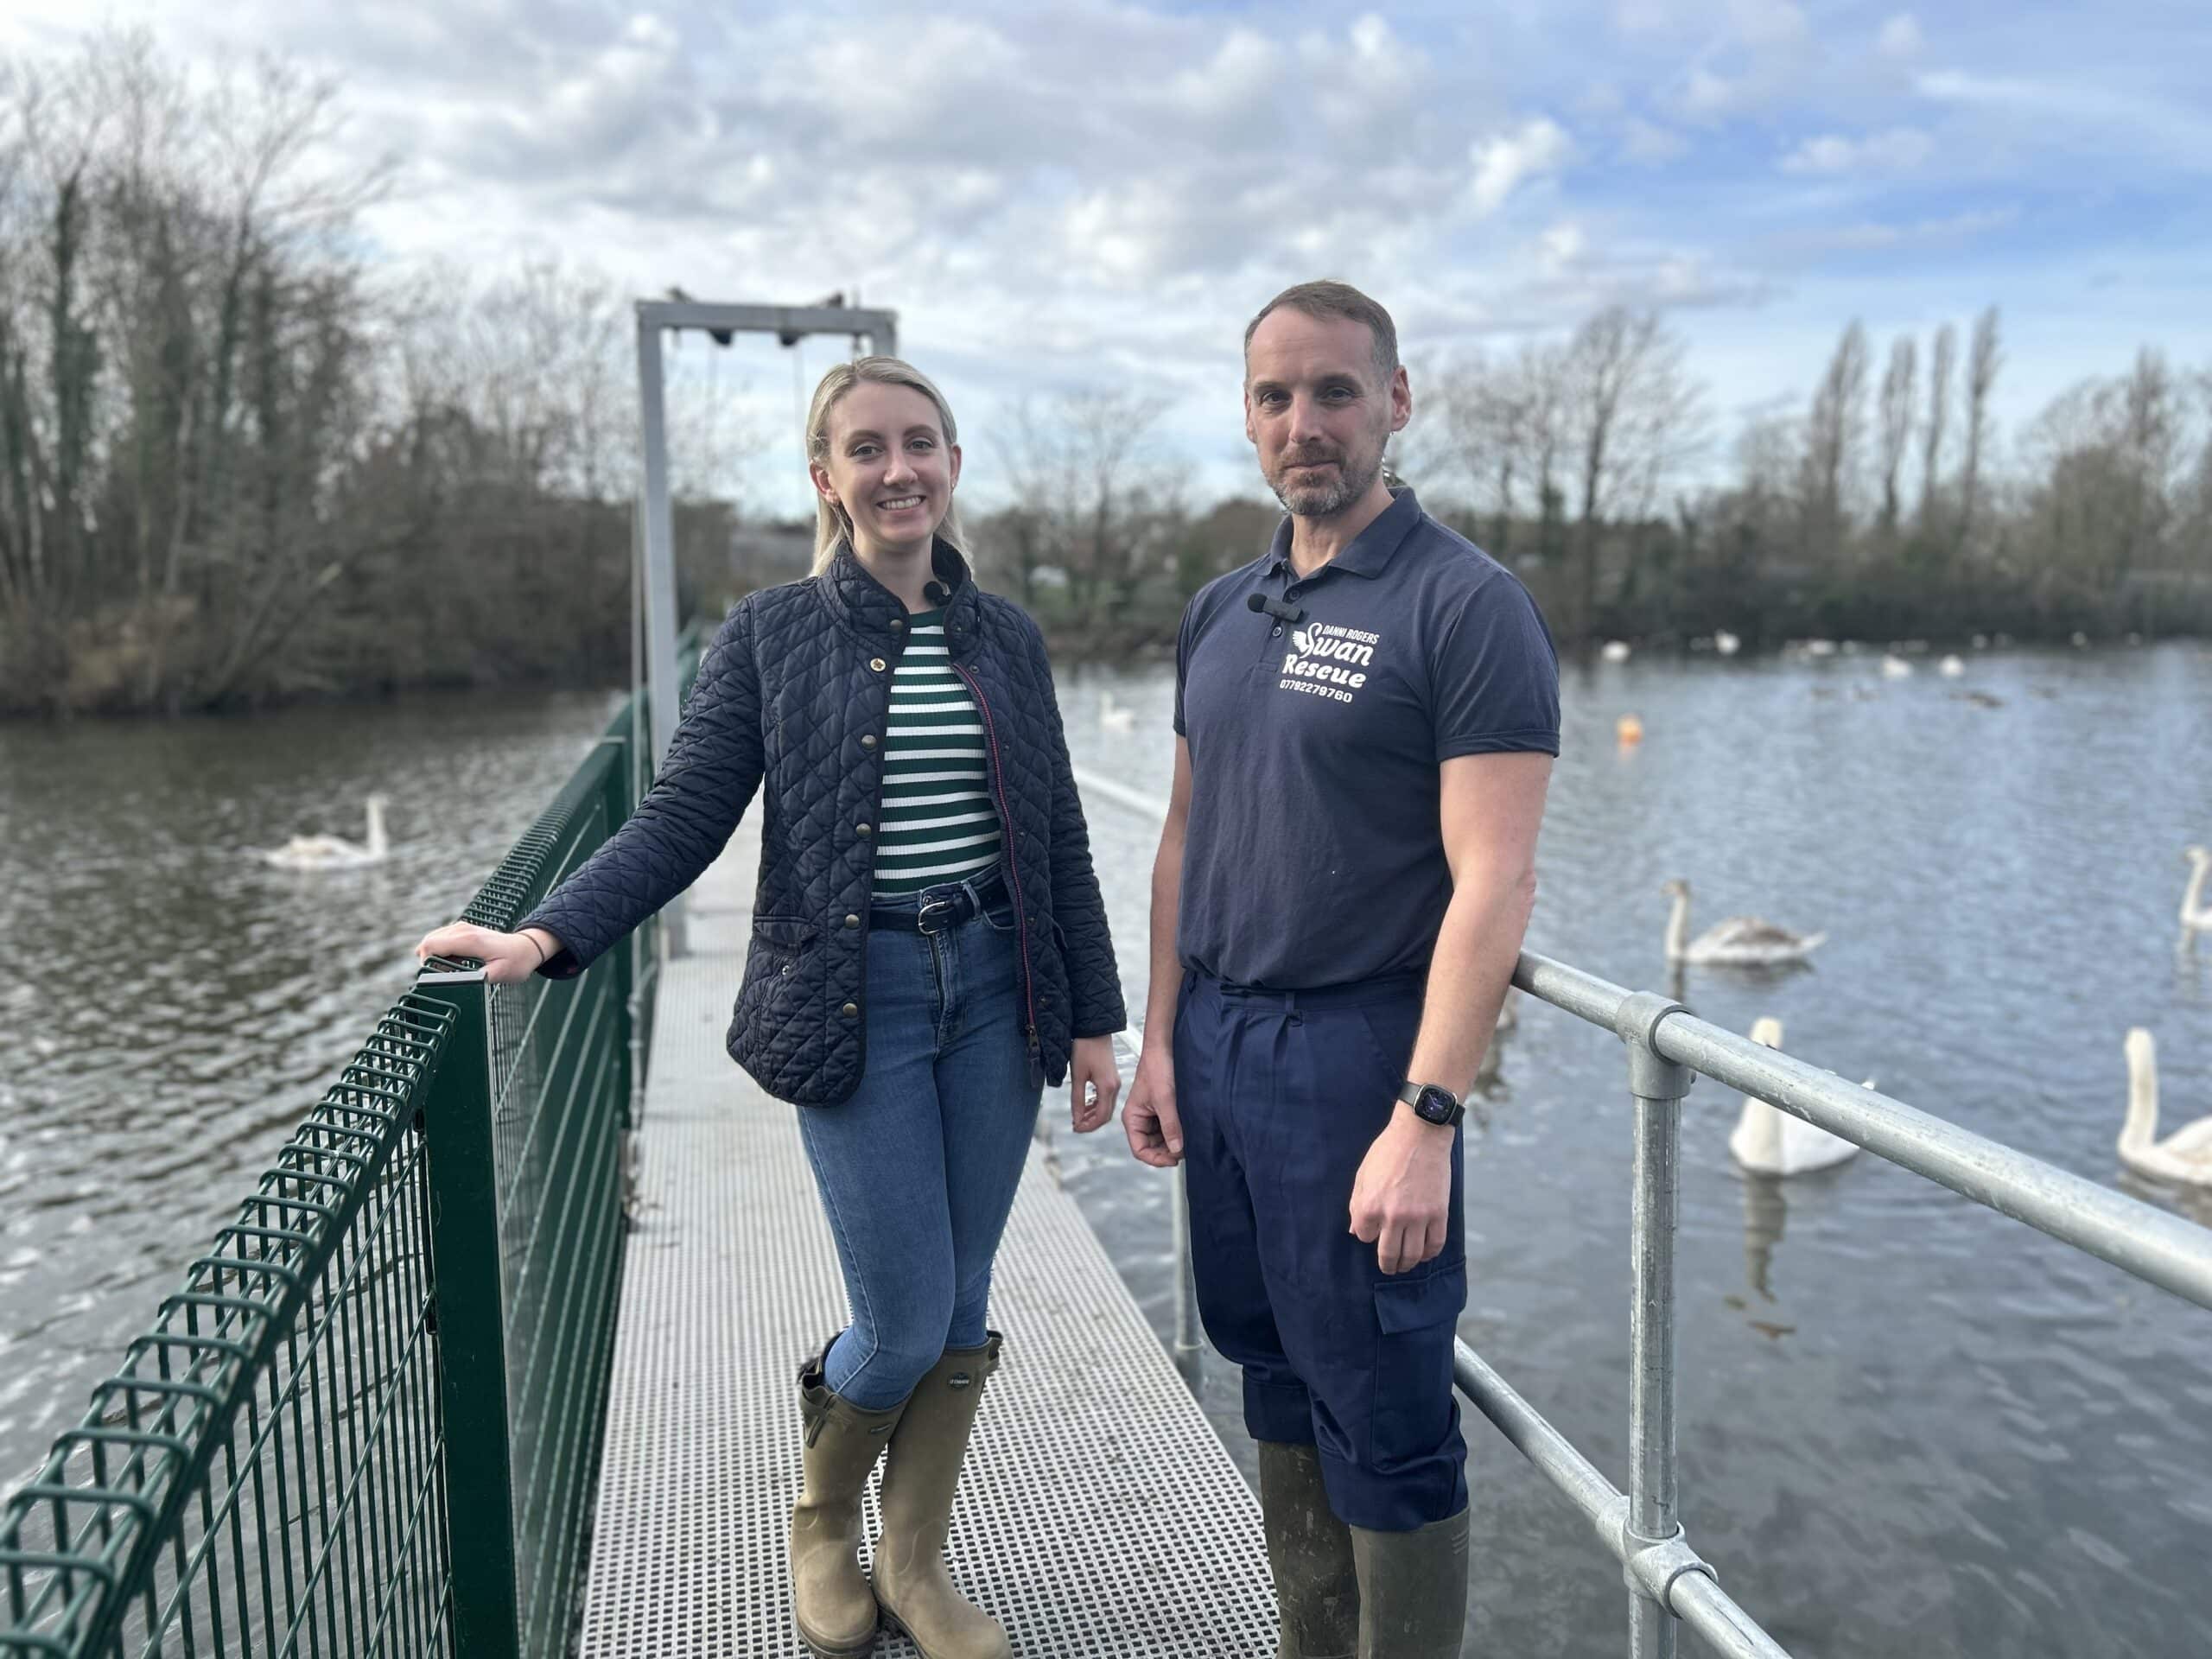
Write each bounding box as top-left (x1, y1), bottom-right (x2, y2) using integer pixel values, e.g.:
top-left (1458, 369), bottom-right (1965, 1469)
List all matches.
top-left (1173, 594), bottom-right (1198, 737)
top-left (1431, 574), bottom-right (1561, 761)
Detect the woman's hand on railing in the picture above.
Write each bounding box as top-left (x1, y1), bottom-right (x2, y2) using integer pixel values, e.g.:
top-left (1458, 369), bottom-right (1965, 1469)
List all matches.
top-left (413, 922), bottom-right (557, 984)
top-left (1122, 1044), bottom-right (1183, 1167)
top-left (1068, 1035), bottom-right (1122, 1134)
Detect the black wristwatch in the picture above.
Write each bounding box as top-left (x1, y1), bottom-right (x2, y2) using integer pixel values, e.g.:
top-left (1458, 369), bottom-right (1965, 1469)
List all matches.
top-left (1396, 1081), bottom-right (1465, 1128)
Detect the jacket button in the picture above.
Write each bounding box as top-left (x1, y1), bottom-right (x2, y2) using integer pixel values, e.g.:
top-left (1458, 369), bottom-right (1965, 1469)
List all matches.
top-left (869, 657), bottom-right (887, 672)
top-left (843, 913), bottom-right (860, 928)
top-left (841, 1001), bottom-right (859, 1019)
top-left (861, 734), bottom-right (878, 750)
top-left (855, 823), bottom-right (872, 836)
top-left (889, 618), bottom-right (904, 631)
top-left (780, 963), bottom-right (794, 977)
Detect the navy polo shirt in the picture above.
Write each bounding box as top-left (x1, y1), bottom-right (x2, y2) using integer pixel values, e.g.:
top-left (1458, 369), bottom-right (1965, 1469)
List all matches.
top-left (1173, 486), bottom-right (1560, 990)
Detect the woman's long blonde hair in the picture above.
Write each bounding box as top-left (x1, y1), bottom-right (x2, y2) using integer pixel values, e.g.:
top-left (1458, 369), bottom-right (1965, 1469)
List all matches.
top-left (805, 356), bottom-right (968, 575)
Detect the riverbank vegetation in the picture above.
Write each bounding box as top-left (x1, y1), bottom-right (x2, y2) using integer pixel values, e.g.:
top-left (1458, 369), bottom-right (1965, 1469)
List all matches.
top-left (2, 34), bottom-right (2205, 716)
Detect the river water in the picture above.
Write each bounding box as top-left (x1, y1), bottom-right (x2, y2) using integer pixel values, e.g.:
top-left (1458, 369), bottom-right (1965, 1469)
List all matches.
top-left (4, 644), bottom-right (2210, 1656)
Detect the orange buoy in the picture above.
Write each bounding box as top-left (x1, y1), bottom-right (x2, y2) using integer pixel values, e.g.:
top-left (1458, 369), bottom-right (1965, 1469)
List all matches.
top-left (1617, 714), bottom-right (1644, 746)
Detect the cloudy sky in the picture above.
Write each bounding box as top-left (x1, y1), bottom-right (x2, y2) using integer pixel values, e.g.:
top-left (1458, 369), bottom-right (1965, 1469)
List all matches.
top-left (7, 0), bottom-right (2208, 517)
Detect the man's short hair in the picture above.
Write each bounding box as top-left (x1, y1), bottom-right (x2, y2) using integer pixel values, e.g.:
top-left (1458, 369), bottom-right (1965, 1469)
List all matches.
top-left (1243, 280), bottom-right (1400, 388)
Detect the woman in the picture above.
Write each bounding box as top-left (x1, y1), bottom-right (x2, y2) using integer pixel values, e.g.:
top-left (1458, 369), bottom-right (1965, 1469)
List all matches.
top-left (415, 357), bottom-right (1126, 1659)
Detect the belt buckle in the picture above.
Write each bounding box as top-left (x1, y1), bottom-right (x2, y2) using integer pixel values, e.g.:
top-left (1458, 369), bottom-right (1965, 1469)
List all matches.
top-left (915, 894), bottom-right (961, 936)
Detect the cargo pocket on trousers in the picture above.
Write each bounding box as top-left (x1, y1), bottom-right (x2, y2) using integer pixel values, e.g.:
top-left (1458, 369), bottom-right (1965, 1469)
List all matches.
top-left (1370, 1259), bottom-right (1467, 1464)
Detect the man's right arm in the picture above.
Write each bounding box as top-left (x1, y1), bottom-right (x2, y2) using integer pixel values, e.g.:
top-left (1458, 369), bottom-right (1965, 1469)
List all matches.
top-left (1123, 736), bottom-right (1192, 1166)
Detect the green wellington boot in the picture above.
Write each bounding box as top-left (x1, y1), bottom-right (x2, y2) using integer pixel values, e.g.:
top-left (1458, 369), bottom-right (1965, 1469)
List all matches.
top-left (1348, 1510), bottom-right (1471, 1659)
top-left (791, 1346), bottom-right (908, 1659)
top-left (1256, 1440), bottom-right (1360, 1659)
top-left (871, 1333), bottom-right (1010, 1659)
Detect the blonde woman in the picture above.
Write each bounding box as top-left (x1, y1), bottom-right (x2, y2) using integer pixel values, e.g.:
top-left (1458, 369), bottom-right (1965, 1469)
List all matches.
top-left (416, 357), bottom-right (1126, 1659)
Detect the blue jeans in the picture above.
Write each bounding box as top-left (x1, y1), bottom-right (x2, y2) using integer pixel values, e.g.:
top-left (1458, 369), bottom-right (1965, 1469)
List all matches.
top-left (798, 877), bottom-right (1042, 1409)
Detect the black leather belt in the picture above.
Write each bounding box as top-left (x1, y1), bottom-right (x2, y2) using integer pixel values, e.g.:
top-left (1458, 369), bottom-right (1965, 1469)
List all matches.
top-left (869, 868), bottom-right (1009, 936)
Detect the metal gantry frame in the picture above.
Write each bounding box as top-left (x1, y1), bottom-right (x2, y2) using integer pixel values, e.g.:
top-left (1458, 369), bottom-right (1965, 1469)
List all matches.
top-left (1067, 766), bottom-right (2212, 1659)
top-left (632, 297), bottom-right (898, 954)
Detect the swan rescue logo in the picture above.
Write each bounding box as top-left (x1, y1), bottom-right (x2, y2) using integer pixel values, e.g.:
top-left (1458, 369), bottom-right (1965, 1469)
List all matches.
top-left (1279, 621), bottom-right (1379, 705)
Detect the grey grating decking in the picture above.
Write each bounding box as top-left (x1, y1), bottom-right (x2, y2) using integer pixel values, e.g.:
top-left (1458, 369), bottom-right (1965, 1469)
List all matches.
top-left (576, 822), bottom-right (1279, 1657)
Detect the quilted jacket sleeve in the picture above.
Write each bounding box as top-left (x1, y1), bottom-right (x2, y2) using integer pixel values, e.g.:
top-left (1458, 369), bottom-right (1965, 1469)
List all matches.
top-left (1024, 615), bottom-right (1126, 1038)
top-left (518, 600), bottom-right (766, 978)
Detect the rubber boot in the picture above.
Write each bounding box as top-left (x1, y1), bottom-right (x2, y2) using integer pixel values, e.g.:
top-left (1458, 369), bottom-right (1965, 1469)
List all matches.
top-left (1348, 1510), bottom-right (1471, 1659)
top-left (791, 1344), bottom-right (907, 1658)
top-left (871, 1333), bottom-right (1010, 1659)
top-left (1257, 1440), bottom-right (1359, 1659)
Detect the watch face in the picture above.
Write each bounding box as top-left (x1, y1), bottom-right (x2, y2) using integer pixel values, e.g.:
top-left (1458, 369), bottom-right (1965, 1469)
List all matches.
top-left (1413, 1084), bottom-right (1459, 1124)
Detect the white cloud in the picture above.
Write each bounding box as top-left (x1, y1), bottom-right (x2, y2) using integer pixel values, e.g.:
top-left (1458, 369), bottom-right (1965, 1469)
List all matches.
top-left (1622, 117), bottom-right (1688, 165)
top-left (1728, 0), bottom-right (1808, 49)
top-left (1878, 13), bottom-right (1924, 59)
top-left (1683, 67), bottom-right (1737, 118)
top-left (1780, 127), bottom-right (1934, 174)
top-left (1541, 221), bottom-right (1588, 270)
top-left (1782, 207), bottom-right (2017, 253)
top-left (1470, 117), bottom-right (1573, 216)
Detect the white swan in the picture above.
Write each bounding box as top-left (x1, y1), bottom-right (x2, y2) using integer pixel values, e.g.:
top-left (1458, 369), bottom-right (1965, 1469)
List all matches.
top-left (1879, 653), bottom-right (1914, 679)
top-left (1098, 691), bottom-right (1136, 734)
top-left (2181, 845), bottom-right (2212, 931)
top-left (1730, 1017), bottom-right (1861, 1177)
top-left (1600, 639), bottom-right (1632, 664)
top-left (261, 795), bottom-right (391, 871)
top-left (1662, 878), bottom-right (1827, 965)
top-left (2119, 1028), bottom-right (2212, 1187)
top-left (1937, 654), bottom-right (1964, 678)
top-left (1713, 630), bottom-right (1741, 657)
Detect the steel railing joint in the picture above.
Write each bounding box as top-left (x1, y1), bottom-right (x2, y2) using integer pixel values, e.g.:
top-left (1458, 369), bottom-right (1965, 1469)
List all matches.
top-left (1618, 1517), bottom-right (1719, 1613)
top-left (1613, 991), bottom-right (1695, 1100)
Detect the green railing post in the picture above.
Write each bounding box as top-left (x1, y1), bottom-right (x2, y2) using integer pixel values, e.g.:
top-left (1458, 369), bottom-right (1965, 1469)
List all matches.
top-left (599, 739), bottom-right (638, 1130)
top-left (416, 970), bottom-right (523, 1659)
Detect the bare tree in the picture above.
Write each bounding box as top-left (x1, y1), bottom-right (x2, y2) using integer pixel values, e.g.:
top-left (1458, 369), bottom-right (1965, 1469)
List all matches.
top-left (1559, 306), bottom-right (1702, 641)
top-left (1876, 334), bottom-right (1916, 543)
top-left (1918, 321), bottom-right (1955, 534)
top-left (1957, 305), bottom-right (2002, 549)
top-left (1800, 320), bottom-right (1869, 563)
top-left (988, 388), bottom-right (1179, 625)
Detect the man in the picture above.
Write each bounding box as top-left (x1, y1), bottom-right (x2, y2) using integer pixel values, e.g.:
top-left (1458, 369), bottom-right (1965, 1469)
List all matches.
top-left (1123, 281), bottom-right (1559, 1658)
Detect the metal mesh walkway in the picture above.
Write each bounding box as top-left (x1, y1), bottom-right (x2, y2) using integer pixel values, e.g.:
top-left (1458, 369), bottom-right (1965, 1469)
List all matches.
top-left (576, 825), bottom-right (1278, 1657)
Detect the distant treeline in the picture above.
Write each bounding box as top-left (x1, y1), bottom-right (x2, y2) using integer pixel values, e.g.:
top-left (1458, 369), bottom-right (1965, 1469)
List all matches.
top-left (965, 310), bottom-right (2212, 659)
top-left (0, 34), bottom-right (730, 716)
top-left (3, 34), bottom-right (2204, 717)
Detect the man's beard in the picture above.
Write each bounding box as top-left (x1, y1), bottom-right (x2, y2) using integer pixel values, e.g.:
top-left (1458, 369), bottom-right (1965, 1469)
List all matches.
top-left (1268, 442), bottom-right (1382, 519)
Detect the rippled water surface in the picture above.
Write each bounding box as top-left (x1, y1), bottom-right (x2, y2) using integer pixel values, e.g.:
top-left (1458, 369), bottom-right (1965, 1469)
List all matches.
top-left (5, 644), bottom-right (2211, 1657)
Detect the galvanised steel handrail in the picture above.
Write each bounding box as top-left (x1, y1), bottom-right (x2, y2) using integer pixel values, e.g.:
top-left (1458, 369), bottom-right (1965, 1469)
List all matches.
top-left (1074, 766), bottom-right (2212, 1659)
top-left (1, 635), bottom-right (704, 1659)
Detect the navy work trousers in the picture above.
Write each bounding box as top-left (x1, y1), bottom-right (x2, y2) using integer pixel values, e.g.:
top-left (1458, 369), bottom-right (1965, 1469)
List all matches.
top-left (1174, 966), bottom-right (1469, 1532)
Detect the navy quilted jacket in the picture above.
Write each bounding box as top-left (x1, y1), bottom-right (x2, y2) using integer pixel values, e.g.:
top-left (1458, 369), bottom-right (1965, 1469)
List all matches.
top-left (518, 542), bottom-right (1126, 1107)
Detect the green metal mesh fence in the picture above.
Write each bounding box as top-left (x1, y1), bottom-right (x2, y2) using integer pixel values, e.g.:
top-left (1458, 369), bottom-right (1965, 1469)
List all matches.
top-left (2, 639), bottom-right (702, 1659)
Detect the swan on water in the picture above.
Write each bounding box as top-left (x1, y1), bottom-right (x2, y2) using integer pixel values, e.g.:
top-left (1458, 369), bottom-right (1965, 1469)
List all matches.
top-left (1098, 691), bottom-right (1136, 733)
top-left (1662, 878), bottom-right (1827, 965)
top-left (2181, 845), bottom-right (2212, 932)
top-left (1879, 653), bottom-right (1914, 679)
top-left (1729, 1017), bottom-right (1861, 1177)
top-left (1713, 630), bottom-right (1741, 657)
top-left (1937, 655), bottom-right (1964, 677)
top-left (2119, 1028), bottom-right (2212, 1187)
top-left (261, 795), bottom-right (391, 871)
top-left (1600, 639), bottom-right (1632, 664)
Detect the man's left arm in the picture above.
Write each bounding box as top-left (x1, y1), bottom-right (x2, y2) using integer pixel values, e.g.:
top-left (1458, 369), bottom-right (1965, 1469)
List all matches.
top-left (1348, 751), bottom-right (1553, 1273)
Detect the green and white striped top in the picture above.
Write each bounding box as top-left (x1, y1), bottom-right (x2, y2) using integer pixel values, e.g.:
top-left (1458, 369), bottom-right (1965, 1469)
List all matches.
top-left (873, 610), bottom-right (1004, 897)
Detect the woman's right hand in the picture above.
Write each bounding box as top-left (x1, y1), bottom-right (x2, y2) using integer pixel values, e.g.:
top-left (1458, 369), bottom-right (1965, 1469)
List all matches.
top-left (414, 922), bottom-right (556, 985)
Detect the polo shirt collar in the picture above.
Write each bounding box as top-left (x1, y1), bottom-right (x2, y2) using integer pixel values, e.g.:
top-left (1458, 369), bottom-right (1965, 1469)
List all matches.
top-left (1263, 486), bottom-right (1423, 582)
